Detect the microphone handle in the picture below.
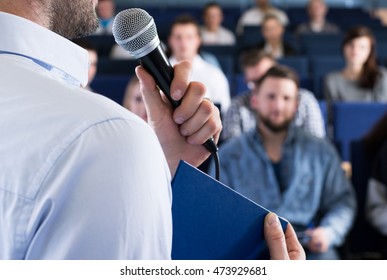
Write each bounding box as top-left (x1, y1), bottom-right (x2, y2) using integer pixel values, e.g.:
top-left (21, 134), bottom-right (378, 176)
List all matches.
top-left (138, 45), bottom-right (218, 153)
top-left (138, 45), bottom-right (180, 109)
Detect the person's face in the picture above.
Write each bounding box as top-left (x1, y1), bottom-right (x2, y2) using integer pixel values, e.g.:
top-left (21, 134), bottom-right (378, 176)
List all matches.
top-left (244, 57), bottom-right (275, 88)
top-left (251, 77), bottom-right (298, 133)
top-left (343, 36), bottom-right (372, 68)
top-left (169, 24), bottom-right (201, 61)
top-left (308, 1), bottom-right (327, 20)
top-left (124, 82), bottom-right (148, 122)
top-left (97, 1), bottom-right (115, 19)
top-left (49, 0), bottom-right (99, 39)
top-left (87, 50), bottom-right (98, 85)
top-left (204, 6), bottom-right (223, 31)
top-left (262, 18), bottom-right (284, 43)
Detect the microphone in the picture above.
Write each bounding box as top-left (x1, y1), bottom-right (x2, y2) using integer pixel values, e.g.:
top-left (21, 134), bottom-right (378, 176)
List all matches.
top-left (112, 8), bottom-right (218, 156)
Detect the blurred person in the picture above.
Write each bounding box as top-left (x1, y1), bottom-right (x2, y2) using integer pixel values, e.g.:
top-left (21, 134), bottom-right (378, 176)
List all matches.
top-left (257, 14), bottom-right (296, 59)
top-left (211, 65), bottom-right (356, 260)
top-left (200, 2), bottom-right (236, 46)
top-left (236, 0), bottom-right (289, 35)
top-left (73, 38), bottom-right (98, 91)
top-left (168, 15), bottom-right (231, 114)
top-left (295, 0), bottom-right (340, 35)
top-left (0, 0), bottom-right (222, 259)
top-left (222, 49), bottom-right (325, 141)
top-left (123, 76), bottom-right (147, 122)
top-left (95, 0), bottom-right (115, 35)
top-left (324, 26), bottom-right (387, 122)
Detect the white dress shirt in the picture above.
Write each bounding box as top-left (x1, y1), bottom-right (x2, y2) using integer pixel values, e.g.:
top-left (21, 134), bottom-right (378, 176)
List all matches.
top-left (200, 26), bottom-right (236, 46)
top-left (236, 7), bottom-right (289, 35)
top-left (0, 12), bottom-right (172, 260)
top-left (170, 55), bottom-right (231, 114)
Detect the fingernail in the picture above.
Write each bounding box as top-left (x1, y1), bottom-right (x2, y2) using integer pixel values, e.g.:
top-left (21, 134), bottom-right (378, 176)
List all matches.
top-left (172, 89), bottom-right (183, 100)
top-left (180, 128), bottom-right (189, 136)
top-left (175, 117), bottom-right (185, 125)
top-left (267, 213), bottom-right (279, 226)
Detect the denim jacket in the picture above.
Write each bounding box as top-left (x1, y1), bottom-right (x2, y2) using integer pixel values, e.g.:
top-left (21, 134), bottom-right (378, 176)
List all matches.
top-left (212, 126), bottom-right (356, 247)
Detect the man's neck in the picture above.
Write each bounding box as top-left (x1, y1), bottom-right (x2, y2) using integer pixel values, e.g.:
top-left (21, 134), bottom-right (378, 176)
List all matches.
top-left (258, 123), bottom-right (287, 163)
top-left (0, 1), bottom-right (50, 29)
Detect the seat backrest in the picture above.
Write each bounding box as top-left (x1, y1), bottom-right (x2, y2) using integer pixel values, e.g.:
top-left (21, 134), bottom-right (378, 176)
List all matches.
top-left (333, 102), bottom-right (387, 161)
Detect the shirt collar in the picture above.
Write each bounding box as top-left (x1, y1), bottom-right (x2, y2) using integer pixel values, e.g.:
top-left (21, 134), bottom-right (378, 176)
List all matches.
top-left (0, 12), bottom-right (89, 87)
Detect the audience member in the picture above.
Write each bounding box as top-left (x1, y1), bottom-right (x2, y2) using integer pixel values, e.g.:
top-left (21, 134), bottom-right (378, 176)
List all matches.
top-left (123, 76), bottom-right (147, 122)
top-left (236, 0), bottom-right (289, 35)
top-left (94, 0), bottom-right (116, 35)
top-left (200, 2), bottom-right (236, 46)
top-left (73, 38), bottom-right (98, 91)
top-left (324, 26), bottom-right (387, 122)
top-left (222, 49), bottom-right (325, 141)
top-left (365, 115), bottom-right (387, 257)
top-left (295, 0), bottom-right (340, 35)
top-left (257, 15), bottom-right (296, 59)
top-left (211, 65), bottom-right (356, 260)
top-left (168, 15), bottom-right (231, 114)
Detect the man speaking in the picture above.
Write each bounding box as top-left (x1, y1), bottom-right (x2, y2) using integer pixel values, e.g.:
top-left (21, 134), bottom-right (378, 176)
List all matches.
top-left (0, 0), bottom-right (303, 260)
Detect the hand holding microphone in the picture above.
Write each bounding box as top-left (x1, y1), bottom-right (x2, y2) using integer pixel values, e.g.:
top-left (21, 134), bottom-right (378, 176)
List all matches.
top-left (112, 9), bottom-right (221, 177)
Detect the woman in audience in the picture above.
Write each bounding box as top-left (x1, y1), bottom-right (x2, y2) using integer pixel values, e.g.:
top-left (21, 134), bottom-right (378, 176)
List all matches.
top-left (123, 76), bottom-right (148, 122)
top-left (324, 26), bottom-right (387, 121)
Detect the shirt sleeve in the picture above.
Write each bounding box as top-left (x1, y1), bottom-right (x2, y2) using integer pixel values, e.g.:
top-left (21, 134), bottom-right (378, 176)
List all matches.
top-left (297, 89), bottom-right (326, 138)
top-left (24, 118), bottom-right (172, 260)
top-left (318, 144), bottom-right (357, 247)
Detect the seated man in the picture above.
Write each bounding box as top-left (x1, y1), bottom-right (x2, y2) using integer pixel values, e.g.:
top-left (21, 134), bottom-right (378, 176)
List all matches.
top-left (94, 0), bottom-right (116, 35)
top-left (222, 49), bottom-right (325, 141)
top-left (295, 0), bottom-right (340, 36)
top-left (168, 15), bottom-right (231, 114)
top-left (200, 2), bottom-right (236, 46)
top-left (211, 65), bottom-right (356, 260)
top-left (257, 15), bottom-right (296, 59)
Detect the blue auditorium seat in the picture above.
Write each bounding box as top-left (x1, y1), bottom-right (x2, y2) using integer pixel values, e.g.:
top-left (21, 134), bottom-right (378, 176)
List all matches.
top-left (90, 75), bottom-right (131, 105)
top-left (97, 58), bottom-right (138, 75)
top-left (318, 100), bottom-right (328, 132)
top-left (333, 103), bottom-right (387, 161)
top-left (278, 56), bottom-right (309, 79)
top-left (310, 55), bottom-right (345, 99)
top-left (85, 35), bottom-right (116, 57)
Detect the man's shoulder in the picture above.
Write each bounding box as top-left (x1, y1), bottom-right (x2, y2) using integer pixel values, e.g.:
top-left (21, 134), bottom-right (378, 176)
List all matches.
top-left (219, 130), bottom-right (256, 157)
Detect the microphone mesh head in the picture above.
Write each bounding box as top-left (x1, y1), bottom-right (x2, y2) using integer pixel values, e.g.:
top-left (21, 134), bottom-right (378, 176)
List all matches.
top-left (112, 8), bottom-right (159, 58)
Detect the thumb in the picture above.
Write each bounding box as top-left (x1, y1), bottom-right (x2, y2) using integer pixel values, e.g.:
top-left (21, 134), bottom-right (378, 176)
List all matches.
top-left (264, 212), bottom-right (289, 260)
top-left (135, 66), bottom-right (170, 122)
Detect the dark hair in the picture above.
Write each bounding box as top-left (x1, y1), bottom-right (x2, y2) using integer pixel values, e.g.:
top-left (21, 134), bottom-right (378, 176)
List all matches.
top-left (240, 49), bottom-right (274, 69)
top-left (203, 2), bottom-right (222, 15)
top-left (72, 38), bottom-right (97, 53)
top-left (342, 26), bottom-right (380, 89)
top-left (169, 15), bottom-right (201, 37)
top-left (254, 65), bottom-right (300, 90)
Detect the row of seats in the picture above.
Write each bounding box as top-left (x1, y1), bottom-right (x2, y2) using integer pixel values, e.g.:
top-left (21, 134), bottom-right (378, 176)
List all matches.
top-left (94, 55), bottom-right (346, 99)
top-left (118, 6), bottom-right (383, 39)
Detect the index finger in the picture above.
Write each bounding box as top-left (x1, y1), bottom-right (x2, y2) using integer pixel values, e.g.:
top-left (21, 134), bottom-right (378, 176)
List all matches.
top-left (170, 61), bottom-right (192, 101)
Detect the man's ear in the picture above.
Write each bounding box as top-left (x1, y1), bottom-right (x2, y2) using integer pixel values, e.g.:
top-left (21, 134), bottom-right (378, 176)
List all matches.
top-left (250, 92), bottom-right (259, 110)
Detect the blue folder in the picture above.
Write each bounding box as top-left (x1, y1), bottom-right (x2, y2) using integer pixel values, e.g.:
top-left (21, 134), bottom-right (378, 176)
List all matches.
top-left (171, 161), bottom-right (287, 260)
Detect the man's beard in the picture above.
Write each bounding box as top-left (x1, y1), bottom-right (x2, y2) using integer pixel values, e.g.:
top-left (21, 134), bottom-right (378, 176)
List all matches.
top-left (258, 113), bottom-right (293, 133)
top-left (49, 0), bottom-right (99, 39)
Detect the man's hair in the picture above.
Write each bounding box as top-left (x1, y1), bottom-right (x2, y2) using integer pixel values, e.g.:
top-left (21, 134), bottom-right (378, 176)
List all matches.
top-left (254, 65), bottom-right (300, 90)
top-left (203, 2), bottom-right (222, 14)
top-left (239, 49), bottom-right (274, 69)
top-left (169, 15), bottom-right (201, 36)
top-left (261, 13), bottom-right (283, 27)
